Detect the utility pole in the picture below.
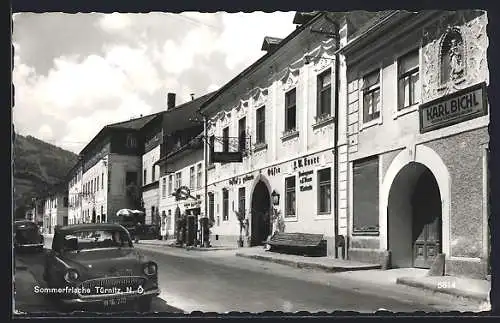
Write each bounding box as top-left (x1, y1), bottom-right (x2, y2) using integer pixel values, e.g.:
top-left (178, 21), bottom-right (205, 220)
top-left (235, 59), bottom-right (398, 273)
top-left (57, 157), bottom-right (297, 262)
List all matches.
top-left (203, 114), bottom-right (209, 246)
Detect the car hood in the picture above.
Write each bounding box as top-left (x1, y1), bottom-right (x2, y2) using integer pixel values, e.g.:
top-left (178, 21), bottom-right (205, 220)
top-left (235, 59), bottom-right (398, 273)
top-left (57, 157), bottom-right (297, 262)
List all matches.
top-left (60, 248), bottom-right (147, 278)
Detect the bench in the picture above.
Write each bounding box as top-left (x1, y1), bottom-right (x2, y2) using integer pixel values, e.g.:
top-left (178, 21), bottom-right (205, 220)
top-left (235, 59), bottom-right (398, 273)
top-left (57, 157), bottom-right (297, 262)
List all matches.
top-left (266, 232), bottom-right (327, 257)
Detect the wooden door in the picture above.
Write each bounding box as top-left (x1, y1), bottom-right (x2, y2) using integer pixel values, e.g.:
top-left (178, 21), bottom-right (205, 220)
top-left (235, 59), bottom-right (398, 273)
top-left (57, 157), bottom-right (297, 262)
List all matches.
top-left (413, 212), bottom-right (441, 268)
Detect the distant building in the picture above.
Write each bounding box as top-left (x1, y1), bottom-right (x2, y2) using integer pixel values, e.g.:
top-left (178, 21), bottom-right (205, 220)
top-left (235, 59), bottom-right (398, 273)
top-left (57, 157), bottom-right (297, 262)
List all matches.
top-left (42, 184), bottom-right (69, 233)
top-left (77, 115), bottom-right (160, 224)
top-left (339, 10), bottom-right (489, 278)
top-left (67, 158), bottom-right (84, 224)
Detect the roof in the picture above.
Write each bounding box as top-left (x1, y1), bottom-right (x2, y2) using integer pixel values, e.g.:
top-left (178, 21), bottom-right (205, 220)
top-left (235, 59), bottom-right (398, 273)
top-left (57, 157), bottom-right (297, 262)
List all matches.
top-left (56, 223), bottom-right (126, 233)
top-left (293, 11), bottom-right (319, 25)
top-left (348, 10), bottom-right (398, 40)
top-left (107, 112), bottom-right (163, 130)
top-left (198, 12), bottom-right (325, 115)
top-left (163, 92), bottom-right (216, 135)
top-left (261, 36), bottom-right (283, 51)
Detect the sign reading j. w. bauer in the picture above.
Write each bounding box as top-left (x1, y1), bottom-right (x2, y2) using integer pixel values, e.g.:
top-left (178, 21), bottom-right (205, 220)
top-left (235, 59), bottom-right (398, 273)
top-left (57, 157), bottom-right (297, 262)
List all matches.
top-left (419, 82), bottom-right (487, 133)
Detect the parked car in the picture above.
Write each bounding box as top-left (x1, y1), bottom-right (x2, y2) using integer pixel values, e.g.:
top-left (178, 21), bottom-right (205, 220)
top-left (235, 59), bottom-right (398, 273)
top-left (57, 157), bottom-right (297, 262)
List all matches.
top-left (42, 223), bottom-right (160, 312)
top-left (14, 220), bottom-right (44, 252)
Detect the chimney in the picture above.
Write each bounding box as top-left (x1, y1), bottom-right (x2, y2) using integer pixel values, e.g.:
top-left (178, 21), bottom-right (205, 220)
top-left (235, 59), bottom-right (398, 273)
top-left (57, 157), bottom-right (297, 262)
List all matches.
top-left (261, 36), bottom-right (283, 52)
top-left (190, 93), bottom-right (195, 101)
top-left (167, 93), bottom-right (176, 110)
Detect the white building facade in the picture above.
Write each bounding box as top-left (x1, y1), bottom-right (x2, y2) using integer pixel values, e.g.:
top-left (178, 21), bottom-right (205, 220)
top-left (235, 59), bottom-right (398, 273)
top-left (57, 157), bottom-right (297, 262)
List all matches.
top-left (67, 161), bottom-right (84, 224)
top-left (43, 192), bottom-right (68, 233)
top-left (158, 146), bottom-right (204, 238)
top-left (199, 13), bottom-right (363, 254)
top-left (340, 10), bottom-right (489, 278)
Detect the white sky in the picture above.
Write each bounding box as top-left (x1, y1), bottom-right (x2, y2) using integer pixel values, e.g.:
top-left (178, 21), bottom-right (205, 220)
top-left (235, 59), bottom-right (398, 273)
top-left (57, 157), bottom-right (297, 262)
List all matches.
top-left (12, 12), bottom-right (298, 154)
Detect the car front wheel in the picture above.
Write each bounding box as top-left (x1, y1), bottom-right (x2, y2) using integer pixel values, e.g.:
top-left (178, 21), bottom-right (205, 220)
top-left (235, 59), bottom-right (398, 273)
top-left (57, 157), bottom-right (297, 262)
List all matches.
top-left (136, 296), bottom-right (152, 312)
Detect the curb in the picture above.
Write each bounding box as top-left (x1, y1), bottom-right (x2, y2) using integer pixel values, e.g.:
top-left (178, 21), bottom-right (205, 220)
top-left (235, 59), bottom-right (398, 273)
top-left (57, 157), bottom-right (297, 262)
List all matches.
top-left (235, 252), bottom-right (380, 273)
top-left (396, 277), bottom-right (489, 303)
top-left (137, 242), bottom-right (236, 252)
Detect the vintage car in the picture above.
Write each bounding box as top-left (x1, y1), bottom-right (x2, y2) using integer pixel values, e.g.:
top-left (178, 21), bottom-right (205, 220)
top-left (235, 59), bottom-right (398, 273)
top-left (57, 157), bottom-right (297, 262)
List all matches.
top-left (14, 220), bottom-right (44, 252)
top-left (42, 223), bottom-right (160, 312)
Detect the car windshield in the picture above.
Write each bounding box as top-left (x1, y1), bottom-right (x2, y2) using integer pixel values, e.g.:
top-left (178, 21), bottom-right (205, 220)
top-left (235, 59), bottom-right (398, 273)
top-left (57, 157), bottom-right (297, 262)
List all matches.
top-left (61, 229), bottom-right (131, 251)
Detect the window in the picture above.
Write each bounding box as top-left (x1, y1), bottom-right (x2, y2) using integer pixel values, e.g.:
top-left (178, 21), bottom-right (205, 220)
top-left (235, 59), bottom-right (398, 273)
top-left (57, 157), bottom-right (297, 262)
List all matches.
top-left (152, 165), bottom-right (156, 182)
top-left (197, 163), bottom-right (202, 189)
top-left (285, 176), bottom-right (296, 218)
top-left (317, 69), bottom-right (332, 117)
top-left (353, 156), bottom-right (379, 233)
top-left (101, 173), bottom-right (104, 189)
top-left (317, 168), bottom-right (332, 214)
top-left (143, 169), bottom-right (147, 186)
top-left (238, 117), bottom-right (247, 154)
top-left (189, 166), bottom-right (195, 190)
top-left (63, 197), bottom-right (68, 208)
top-left (209, 135), bottom-right (215, 165)
top-left (285, 88), bottom-right (297, 131)
top-left (398, 50), bottom-right (420, 110)
top-left (208, 192), bottom-right (215, 222)
top-left (96, 176), bottom-right (99, 191)
top-left (175, 172), bottom-right (181, 189)
top-left (125, 171), bottom-right (137, 186)
top-left (162, 178), bottom-right (167, 198)
top-left (256, 106), bottom-right (266, 144)
top-left (222, 127), bottom-right (229, 152)
top-left (222, 189), bottom-right (229, 221)
top-left (168, 175), bottom-right (173, 195)
top-left (238, 187), bottom-right (246, 215)
top-left (362, 70), bottom-right (381, 123)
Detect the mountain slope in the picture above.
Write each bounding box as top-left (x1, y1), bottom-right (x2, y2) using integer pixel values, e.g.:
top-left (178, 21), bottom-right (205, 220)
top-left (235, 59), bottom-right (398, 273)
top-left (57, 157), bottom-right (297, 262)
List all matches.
top-left (13, 134), bottom-right (78, 219)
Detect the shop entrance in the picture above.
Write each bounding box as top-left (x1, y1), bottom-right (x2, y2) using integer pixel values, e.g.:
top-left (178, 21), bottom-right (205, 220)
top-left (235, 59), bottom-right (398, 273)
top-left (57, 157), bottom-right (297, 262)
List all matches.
top-left (387, 162), bottom-right (442, 269)
top-left (251, 180), bottom-right (271, 246)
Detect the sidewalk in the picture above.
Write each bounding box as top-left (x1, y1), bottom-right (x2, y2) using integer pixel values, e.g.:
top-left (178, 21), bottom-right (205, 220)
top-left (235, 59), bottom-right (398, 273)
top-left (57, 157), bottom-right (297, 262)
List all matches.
top-left (136, 239), bottom-right (237, 251)
top-left (234, 247), bottom-right (491, 305)
top-left (236, 247), bottom-right (381, 272)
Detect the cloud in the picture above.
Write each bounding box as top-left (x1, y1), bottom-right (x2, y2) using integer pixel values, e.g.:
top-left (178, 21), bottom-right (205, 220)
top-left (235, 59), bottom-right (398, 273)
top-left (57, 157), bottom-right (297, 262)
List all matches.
top-left (98, 13), bottom-right (132, 32)
top-left (13, 12), bottom-right (298, 154)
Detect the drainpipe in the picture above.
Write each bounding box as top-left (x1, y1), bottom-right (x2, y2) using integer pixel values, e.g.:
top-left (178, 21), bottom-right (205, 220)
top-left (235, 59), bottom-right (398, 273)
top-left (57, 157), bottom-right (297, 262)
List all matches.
top-left (331, 20), bottom-right (341, 259)
top-left (203, 114), bottom-right (209, 246)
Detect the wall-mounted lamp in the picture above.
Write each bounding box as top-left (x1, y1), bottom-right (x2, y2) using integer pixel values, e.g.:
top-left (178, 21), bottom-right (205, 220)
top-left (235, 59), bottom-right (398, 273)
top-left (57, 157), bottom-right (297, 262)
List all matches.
top-left (271, 190), bottom-right (280, 206)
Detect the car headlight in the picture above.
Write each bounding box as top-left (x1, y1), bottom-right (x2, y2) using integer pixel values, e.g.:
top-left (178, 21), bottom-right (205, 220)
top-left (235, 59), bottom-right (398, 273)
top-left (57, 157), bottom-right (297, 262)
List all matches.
top-left (64, 268), bottom-right (80, 283)
top-left (143, 262), bottom-right (157, 276)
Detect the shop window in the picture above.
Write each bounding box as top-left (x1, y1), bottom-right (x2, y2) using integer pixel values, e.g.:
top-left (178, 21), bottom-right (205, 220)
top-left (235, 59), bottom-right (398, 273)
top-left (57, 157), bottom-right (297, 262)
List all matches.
top-left (285, 88), bottom-right (297, 132)
top-left (222, 189), bottom-right (229, 221)
top-left (285, 176), bottom-right (296, 218)
top-left (256, 106), bottom-right (266, 144)
top-left (353, 156), bottom-right (379, 234)
top-left (398, 49), bottom-right (420, 110)
top-left (362, 70), bottom-right (381, 123)
top-left (317, 168), bottom-right (331, 214)
top-left (317, 69), bottom-right (332, 118)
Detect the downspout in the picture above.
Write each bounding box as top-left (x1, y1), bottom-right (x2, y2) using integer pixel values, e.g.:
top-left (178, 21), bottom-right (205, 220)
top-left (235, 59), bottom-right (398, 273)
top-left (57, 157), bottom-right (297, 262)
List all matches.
top-left (203, 114), bottom-right (209, 246)
top-left (332, 21), bottom-right (341, 259)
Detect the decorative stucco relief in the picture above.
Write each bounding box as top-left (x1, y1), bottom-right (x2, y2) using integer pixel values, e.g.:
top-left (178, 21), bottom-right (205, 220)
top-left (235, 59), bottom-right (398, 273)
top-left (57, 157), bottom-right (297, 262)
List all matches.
top-left (422, 12), bottom-right (488, 103)
top-left (235, 99), bottom-right (249, 119)
top-left (280, 67), bottom-right (300, 92)
top-left (252, 87), bottom-right (269, 108)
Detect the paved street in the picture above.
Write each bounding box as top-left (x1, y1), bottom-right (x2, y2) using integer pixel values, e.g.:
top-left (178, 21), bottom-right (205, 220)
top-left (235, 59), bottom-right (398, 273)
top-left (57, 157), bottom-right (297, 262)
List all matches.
top-left (15, 236), bottom-right (482, 314)
top-left (134, 244), bottom-right (482, 313)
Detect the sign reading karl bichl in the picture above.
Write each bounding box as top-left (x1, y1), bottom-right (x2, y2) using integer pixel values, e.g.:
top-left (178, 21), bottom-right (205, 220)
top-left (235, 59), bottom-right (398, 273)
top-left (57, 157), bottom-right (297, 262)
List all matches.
top-left (419, 82), bottom-right (488, 133)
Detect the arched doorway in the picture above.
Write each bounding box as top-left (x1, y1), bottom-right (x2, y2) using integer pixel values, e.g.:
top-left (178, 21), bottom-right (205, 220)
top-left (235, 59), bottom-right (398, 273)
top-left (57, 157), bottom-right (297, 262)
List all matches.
top-left (251, 180), bottom-right (271, 246)
top-left (387, 162), bottom-right (442, 269)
